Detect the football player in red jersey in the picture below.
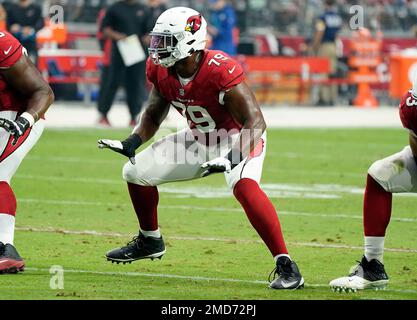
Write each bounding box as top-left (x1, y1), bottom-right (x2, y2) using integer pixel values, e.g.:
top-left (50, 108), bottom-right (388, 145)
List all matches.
top-left (330, 86), bottom-right (417, 292)
top-left (98, 7), bottom-right (304, 289)
top-left (0, 31), bottom-right (54, 273)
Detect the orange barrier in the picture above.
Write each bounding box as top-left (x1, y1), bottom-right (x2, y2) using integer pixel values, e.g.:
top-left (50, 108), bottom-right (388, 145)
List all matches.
top-left (38, 50), bottom-right (102, 72)
top-left (38, 53), bottom-right (331, 96)
top-left (348, 28), bottom-right (382, 108)
top-left (244, 56), bottom-right (330, 73)
top-left (36, 19), bottom-right (68, 45)
top-left (38, 52), bottom-right (334, 105)
top-left (241, 56), bottom-right (330, 104)
top-left (37, 49), bottom-right (102, 84)
top-left (390, 53), bottom-right (417, 99)
top-left (47, 76), bottom-right (100, 84)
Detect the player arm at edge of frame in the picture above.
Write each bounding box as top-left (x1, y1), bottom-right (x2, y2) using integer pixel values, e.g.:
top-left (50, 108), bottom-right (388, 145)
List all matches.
top-left (1, 53), bottom-right (54, 124)
top-left (409, 130), bottom-right (417, 166)
top-left (223, 80), bottom-right (267, 168)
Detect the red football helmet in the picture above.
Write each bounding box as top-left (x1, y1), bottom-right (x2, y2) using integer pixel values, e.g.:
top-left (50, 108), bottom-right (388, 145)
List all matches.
top-left (399, 89), bottom-right (417, 134)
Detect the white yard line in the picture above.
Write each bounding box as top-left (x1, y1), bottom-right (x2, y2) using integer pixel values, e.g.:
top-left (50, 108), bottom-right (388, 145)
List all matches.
top-left (25, 151), bottom-right (393, 164)
top-left (26, 155), bottom-right (123, 165)
top-left (24, 267), bottom-right (417, 295)
top-left (16, 169), bottom-right (367, 182)
top-left (18, 172), bottom-right (414, 199)
top-left (26, 150), bottom-right (403, 167)
top-left (19, 198), bottom-right (417, 223)
top-left (15, 174), bottom-right (120, 185)
top-left (15, 226), bottom-right (417, 253)
top-left (264, 168), bottom-right (365, 178)
top-left (26, 267), bottom-right (268, 285)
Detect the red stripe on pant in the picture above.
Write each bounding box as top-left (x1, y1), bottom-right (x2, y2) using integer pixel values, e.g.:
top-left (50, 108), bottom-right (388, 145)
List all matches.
top-left (0, 127), bottom-right (32, 163)
top-left (0, 181), bottom-right (16, 216)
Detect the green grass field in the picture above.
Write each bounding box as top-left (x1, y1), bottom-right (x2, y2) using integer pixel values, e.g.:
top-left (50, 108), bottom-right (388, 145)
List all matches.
top-left (1, 127), bottom-right (416, 300)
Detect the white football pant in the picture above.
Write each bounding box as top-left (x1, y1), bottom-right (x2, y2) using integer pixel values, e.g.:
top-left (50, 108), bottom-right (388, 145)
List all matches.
top-left (0, 111), bottom-right (45, 183)
top-left (123, 127), bottom-right (267, 189)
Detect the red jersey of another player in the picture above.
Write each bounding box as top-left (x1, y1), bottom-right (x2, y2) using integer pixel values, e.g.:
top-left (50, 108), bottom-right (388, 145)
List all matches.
top-left (399, 89), bottom-right (417, 134)
top-left (0, 31), bottom-right (27, 113)
top-left (146, 50), bottom-right (245, 139)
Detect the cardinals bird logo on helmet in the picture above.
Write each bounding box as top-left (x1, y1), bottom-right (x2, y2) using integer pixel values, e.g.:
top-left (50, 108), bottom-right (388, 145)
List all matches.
top-left (185, 14), bottom-right (202, 35)
top-left (148, 7), bottom-right (207, 68)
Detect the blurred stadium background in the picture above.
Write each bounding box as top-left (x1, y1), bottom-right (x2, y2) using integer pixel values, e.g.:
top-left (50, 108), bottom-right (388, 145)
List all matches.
top-left (2, 0), bottom-right (417, 127)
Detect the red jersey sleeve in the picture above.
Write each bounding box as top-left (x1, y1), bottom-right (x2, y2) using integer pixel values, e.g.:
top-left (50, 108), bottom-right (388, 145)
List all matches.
top-left (399, 89), bottom-right (417, 134)
top-left (146, 57), bottom-right (158, 87)
top-left (218, 57), bottom-right (245, 91)
top-left (0, 31), bottom-right (23, 69)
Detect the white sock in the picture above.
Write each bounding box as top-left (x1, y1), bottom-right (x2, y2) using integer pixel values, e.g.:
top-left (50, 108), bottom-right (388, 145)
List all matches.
top-left (274, 254), bottom-right (291, 263)
top-left (140, 229), bottom-right (161, 238)
top-left (364, 236), bottom-right (385, 263)
top-left (0, 213), bottom-right (15, 245)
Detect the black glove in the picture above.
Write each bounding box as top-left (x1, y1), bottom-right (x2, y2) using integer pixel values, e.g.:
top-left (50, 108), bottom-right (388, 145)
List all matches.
top-left (98, 134), bottom-right (142, 165)
top-left (0, 116), bottom-right (31, 145)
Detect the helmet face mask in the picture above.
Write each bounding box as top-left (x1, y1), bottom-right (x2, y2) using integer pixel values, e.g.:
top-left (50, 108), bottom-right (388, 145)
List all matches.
top-left (149, 32), bottom-right (180, 68)
top-left (148, 7), bottom-right (207, 68)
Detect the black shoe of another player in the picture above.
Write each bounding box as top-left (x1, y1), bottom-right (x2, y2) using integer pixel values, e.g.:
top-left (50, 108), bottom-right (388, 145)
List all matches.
top-left (329, 256), bottom-right (389, 292)
top-left (0, 242), bottom-right (25, 274)
top-left (106, 232), bottom-right (166, 264)
top-left (268, 256), bottom-right (304, 290)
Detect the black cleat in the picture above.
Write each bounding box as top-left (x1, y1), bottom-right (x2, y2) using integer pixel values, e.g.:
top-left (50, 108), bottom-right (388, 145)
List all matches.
top-left (329, 256), bottom-right (389, 292)
top-left (106, 232), bottom-right (166, 263)
top-left (0, 242), bottom-right (25, 274)
top-left (268, 256), bottom-right (304, 290)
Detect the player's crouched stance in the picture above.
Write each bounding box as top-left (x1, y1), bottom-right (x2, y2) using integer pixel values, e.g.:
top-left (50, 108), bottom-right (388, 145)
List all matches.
top-left (0, 32), bottom-right (54, 273)
top-left (330, 88), bottom-right (417, 292)
top-left (98, 7), bottom-right (304, 290)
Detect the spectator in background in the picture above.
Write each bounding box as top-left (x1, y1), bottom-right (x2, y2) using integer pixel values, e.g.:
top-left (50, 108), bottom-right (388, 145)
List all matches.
top-left (1, 0), bottom-right (12, 12)
top-left (98, 0), bottom-right (150, 127)
top-left (0, 4), bottom-right (6, 30)
top-left (96, 7), bottom-right (113, 127)
top-left (6, 0), bottom-right (44, 64)
top-left (310, 0), bottom-right (342, 106)
top-left (146, 0), bottom-right (167, 34)
top-left (208, 0), bottom-right (237, 56)
top-left (141, 0), bottom-right (167, 100)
